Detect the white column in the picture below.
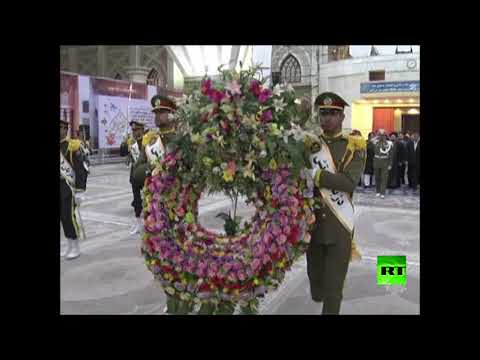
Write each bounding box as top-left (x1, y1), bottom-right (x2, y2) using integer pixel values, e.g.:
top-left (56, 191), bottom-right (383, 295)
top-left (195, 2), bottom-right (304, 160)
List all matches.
top-left (129, 45), bottom-right (142, 67)
top-left (126, 45), bottom-right (150, 83)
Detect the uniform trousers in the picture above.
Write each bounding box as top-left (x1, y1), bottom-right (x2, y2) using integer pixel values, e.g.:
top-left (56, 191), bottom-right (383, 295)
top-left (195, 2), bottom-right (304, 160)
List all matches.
top-left (306, 234), bottom-right (352, 314)
top-left (60, 179), bottom-right (80, 239)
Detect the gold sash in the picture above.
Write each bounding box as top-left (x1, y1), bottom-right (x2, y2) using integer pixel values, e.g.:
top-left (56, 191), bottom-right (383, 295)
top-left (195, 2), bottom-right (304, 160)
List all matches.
top-left (131, 141), bottom-right (140, 163)
top-left (145, 136), bottom-right (165, 165)
top-left (310, 137), bottom-right (355, 234)
top-left (60, 151), bottom-right (75, 188)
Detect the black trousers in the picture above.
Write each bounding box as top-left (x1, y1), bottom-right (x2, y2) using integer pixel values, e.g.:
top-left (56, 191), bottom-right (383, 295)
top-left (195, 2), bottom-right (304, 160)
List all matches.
top-left (131, 181), bottom-right (143, 218)
top-left (60, 180), bottom-right (79, 239)
top-left (398, 163), bottom-right (406, 185)
top-left (408, 164), bottom-right (418, 190)
top-left (306, 236), bottom-right (352, 314)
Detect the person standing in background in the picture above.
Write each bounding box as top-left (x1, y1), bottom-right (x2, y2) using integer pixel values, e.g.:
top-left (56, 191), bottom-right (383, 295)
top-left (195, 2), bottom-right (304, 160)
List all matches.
top-left (363, 132), bottom-right (375, 190)
top-left (372, 129), bottom-right (393, 199)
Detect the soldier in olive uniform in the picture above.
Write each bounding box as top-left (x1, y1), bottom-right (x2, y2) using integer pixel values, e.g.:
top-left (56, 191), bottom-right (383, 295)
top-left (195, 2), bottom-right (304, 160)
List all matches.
top-left (120, 119), bottom-right (146, 235)
top-left (372, 129), bottom-right (393, 199)
top-left (307, 92), bottom-right (366, 314)
top-left (133, 95), bottom-right (177, 186)
top-left (60, 119), bottom-right (89, 260)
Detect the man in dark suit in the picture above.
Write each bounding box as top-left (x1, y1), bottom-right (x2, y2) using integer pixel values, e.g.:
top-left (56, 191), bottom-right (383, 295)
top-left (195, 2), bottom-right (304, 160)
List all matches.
top-left (415, 133), bottom-right (420, 188)
top-left (406, 132), bottom-right (420, 192)
top-left (397, 133), bottom-right (408, 189)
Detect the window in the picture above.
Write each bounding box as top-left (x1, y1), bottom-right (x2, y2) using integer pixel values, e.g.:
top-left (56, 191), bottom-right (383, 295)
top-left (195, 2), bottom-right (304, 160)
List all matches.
top-left (395, 46), bottom-right (413, 54)
top-left (328, 46), bottom-right (352, 62)
top-left (369, 70), bottom-right (385, 81)
top-left (271, 71), bottom-right (281, 86)
top-left (147, 67), bottom-right (167, 87)
top-left (82, 101), bottom-right (89, 113)
top-left (147, 68), bottom-right (159, 86)
top-left (280, 54), bottom-right (301, 83)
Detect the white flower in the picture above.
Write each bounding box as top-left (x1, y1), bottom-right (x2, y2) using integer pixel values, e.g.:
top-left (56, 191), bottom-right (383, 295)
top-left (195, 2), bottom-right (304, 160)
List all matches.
top-left (272, 84), bottom-right (285, 97)
top-left (286, 84), bottom-right (294, 92)
top-left (273, 98), bottom-right (286, 113)
top-left (294, 98), bottom-right (301, 105)
top-left (259, 150), bottom-right (267, 158)
top-left (293, 131), bottom-right (304, 142)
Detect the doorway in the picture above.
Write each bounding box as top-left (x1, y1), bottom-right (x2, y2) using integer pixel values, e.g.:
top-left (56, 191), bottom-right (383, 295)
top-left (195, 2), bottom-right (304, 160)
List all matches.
top-left (402, 114), bottom-right (420, 134)
top-left (372, 108), bottom-right (395, 133)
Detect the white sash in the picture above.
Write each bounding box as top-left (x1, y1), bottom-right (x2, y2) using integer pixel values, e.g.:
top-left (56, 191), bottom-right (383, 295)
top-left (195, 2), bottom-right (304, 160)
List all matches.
top-left (145, 136), bottom-right (165, 165)
top-left (309, 137), bottom-right (355, 234)
top-left (131, 141), bottom-right (140, 163)
top-left (60, 151), bottom-right (75, 188)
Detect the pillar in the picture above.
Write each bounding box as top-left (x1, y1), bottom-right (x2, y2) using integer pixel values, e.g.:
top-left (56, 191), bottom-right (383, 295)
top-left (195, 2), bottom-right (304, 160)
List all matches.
top-left (125, 45), bottom-right (150, 83)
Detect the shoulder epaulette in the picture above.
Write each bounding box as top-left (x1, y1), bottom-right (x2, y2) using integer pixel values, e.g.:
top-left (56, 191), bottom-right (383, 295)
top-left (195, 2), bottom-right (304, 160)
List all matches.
top-left (127, 136), bottom-right (135, 146)
top-left (142, 130), bottom-right (158, 147)
top-left (67, 139), bottom-right (81, 153)
top-left (346, 135), bottom-right (366, 152)
top-left (304, 132), bottom-right (322, 154)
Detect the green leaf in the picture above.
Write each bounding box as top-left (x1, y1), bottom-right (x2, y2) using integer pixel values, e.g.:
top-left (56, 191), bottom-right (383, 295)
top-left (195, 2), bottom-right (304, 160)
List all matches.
top-left (266, 137), bottom-right (277, 155)
top-left (215, 301), bottom-right (235, 315)
top-left (166, 295), bottom-right (178, 314)
top-left (198, 302), bottom-right (216, 315)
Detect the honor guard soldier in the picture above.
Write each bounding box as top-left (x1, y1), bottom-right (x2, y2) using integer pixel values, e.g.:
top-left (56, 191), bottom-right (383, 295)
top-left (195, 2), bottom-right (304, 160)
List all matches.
top-left (307, 92), bottom-right (366, 314)
top-left (120, 119), bottom-right (146, 235)
top-left (133, 95), bottom-right (177, 186)
top-left (60, 119), bottom-right (89, 259)
top-left (372, 129), bottom-right (393, 199)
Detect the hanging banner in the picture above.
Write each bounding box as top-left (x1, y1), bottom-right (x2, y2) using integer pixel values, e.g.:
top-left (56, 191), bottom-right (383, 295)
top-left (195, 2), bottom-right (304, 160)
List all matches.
top-left (97, 95), bottom-right (155, 149)
top-left (360, 81), bottom-right (420, 94)
top-left (92, 78), bottom-right (147, 99)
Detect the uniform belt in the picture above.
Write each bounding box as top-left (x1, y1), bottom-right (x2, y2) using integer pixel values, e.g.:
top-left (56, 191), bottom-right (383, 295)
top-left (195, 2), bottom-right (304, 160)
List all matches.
top-left (375, 155), bottom-right (388, 159)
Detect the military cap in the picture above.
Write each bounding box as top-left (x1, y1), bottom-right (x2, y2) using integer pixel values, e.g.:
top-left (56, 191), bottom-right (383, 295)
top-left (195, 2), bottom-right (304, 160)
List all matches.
top-left (314, 92), bottom-right (349, 111)
top-left (129, 118), bottom-right (146, 127)
top-left (151, 95), bottom-right (177, 113)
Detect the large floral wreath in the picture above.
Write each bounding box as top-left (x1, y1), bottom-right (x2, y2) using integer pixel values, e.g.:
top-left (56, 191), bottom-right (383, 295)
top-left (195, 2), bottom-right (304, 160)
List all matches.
top-left (141, 66), bottom-right (320, 314)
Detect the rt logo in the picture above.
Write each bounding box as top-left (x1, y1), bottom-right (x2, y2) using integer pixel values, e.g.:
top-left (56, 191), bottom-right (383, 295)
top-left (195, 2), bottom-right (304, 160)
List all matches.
top-left (377, 256), bottom-right (407, 286)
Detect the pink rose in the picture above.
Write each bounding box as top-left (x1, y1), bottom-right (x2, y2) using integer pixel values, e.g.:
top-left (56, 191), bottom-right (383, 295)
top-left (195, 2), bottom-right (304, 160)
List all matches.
top-left (261, 110), bottom-right (273, 123)
top-left (250, 80), bottom-right (262, 97)
top-left (176, 207), bottom-right (185, 217)
top-left (201, 78), bottom-right (213, 95)
top-left (258, 89), bottom-right (272, 103)
top-left (251, 258), bottom-right (262, 271)
top-left (237, 271), bottom-right (246, 281)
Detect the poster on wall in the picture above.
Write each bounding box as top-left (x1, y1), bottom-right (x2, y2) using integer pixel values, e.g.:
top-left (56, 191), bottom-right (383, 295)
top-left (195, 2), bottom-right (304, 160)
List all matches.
top-left (128, 104), bottom-right (156, 130)
top-left (97, 95), bottom-right (155, 149)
